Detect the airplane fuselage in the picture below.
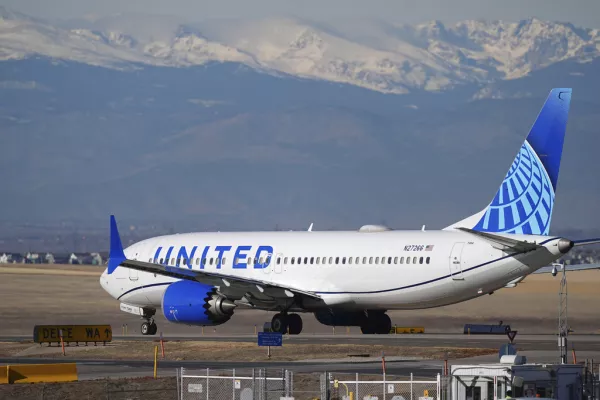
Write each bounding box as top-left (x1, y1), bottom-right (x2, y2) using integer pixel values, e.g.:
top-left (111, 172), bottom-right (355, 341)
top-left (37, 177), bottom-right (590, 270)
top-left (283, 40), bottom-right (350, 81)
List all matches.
top-left (101, 229), bottom-right (565, 311)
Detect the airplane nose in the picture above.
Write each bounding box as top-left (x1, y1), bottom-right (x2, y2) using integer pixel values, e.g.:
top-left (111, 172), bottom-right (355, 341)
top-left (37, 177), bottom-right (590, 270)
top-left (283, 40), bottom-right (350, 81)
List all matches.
top-left (100, 269), bottom-right (109, 291)
top-left (558, 238), bottom-right (575, 254)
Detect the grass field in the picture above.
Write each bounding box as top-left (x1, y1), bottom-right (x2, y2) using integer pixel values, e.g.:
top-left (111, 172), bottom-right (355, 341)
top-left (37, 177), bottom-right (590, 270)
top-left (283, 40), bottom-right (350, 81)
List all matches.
top-left (1, 263), bottom-right (599, 335)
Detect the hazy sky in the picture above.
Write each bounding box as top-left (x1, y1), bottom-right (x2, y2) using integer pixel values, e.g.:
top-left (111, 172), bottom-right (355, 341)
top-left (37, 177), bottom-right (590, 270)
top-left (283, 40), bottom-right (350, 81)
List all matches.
top-left (2, 0), bottom-right (600, 28)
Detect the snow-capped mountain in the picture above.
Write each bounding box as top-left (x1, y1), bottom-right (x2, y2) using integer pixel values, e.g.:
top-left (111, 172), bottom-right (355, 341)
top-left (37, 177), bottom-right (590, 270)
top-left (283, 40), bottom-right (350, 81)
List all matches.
top-left (1, 6), bottom-right (599, 93)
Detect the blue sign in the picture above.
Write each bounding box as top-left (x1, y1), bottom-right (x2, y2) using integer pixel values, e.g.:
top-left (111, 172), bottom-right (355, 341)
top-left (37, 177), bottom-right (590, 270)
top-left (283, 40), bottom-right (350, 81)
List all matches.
top-left (258, 332), bottom-right (283, 347)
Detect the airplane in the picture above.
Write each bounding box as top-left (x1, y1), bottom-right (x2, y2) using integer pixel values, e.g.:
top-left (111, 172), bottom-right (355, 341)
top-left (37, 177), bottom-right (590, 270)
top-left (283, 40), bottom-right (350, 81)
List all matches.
top-left (101, 88), bottom-right (600, 336)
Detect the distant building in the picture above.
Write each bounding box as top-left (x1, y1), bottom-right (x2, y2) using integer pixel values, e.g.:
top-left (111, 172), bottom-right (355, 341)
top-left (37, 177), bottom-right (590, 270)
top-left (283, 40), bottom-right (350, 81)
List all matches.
top-left (45, 253), bottom-right (55, 264)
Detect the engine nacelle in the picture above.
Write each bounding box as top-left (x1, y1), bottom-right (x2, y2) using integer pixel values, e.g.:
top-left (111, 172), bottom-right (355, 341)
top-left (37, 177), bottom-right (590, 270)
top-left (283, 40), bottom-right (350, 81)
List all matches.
top-left (162, 281), bottom-right (235, 326)
top-left (314, 309), bottom-right (368, 327)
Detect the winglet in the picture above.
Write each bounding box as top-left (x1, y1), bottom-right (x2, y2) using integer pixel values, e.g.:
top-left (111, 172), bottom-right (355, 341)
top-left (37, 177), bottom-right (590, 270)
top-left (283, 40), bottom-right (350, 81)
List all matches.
top-left (107, 215), bottom-right (126, 274)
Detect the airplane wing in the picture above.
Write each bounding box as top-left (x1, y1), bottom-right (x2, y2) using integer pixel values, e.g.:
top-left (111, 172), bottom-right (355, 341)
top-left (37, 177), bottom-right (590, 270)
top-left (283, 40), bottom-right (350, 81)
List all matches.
top-left (107, 216), bottom-right (322, 309)
top-left (455, 227), bottom-right (541, 252)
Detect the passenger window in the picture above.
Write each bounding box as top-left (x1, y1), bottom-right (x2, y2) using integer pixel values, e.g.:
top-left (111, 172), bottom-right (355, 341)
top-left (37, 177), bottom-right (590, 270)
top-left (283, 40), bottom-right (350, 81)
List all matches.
top-left (149, 258), bottom-right (152, 263)
top-left (202, 258), bottom-right (206, 265)
top-left (335, 257), bottom-right (339, 264)
top-left (329, 257), bottom-right (333, 264)
top-left (406, 257), bottom-right (410, 264)
top-left (297, 257), bottom-right (302, 265)
top-left (171, 258), bottom-right (175, 265)
top-left (400, 257), bottom-right (404, 264)
top-left (196, 258), bottom-right (200, 265)
top-left (388, 257), bottom-right (392, 264)
top-left (426, 257), bottom-right (430, 264)
top-left (159, 258), bottom-right (163, 264)
top-left (375, 257), bottom-right (379, 264)
top-left (303, 257), bottom-right (307, 264)
top-left (419, 257), bottom-right (423, 264)
top-left (259, 257), bottom-right (264, 264)
top-left (284, 257), bottom-right (288, 264)
top-left (291, 257), bottom-right (295, 265)
top-left (394, 257), bottom-right (398, 264)
top-left (276, 257), bottom-right (281, 265)
top-left (247, 257), bottom-right (251, 265)
top-left (209, 258), bottom-right (213, 265)
top-left (342, 257), bottom-right (346, 264)
top-left (362, 257), bottom-right (367, 264)
top-left (316, 257), bottom-right (320, 265)
top-left (348, 257), bottom-right (353, 265)
top-left (266, 256), bottom-right (270, 265)
top-left (310, 257), bottom-right (314, 264)
top-left (413, 257), bottom-right (417, 264)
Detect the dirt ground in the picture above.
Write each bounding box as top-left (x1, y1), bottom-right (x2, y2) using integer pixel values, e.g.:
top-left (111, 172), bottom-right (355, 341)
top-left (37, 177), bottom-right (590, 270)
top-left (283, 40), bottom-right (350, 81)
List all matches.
top-left (0, 340), bottom-right (494, 361)
top-left (1, 263), bottom-right (599, 335)
top-left (0, 377), bottom-right (178, 400)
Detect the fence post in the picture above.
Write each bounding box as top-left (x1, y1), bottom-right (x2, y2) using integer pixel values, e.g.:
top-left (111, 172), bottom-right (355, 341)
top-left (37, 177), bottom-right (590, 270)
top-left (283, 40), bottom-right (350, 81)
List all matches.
top-left (356, 372), bottom-right (359, 399)
top-left (383, 366), bottom-right (386, 400)
top-left (206, 368), bottom-right (209, 400)
top-left (176, 368), bottom-right (179, 400)
top-left (252, 369), bottom-right (256, 400)
top-left (437, 373), bottom-right (441, 400)
top-left (233, 368), bottom-right (236, 400)
top-left (410, 373), bottom-right (413, 400)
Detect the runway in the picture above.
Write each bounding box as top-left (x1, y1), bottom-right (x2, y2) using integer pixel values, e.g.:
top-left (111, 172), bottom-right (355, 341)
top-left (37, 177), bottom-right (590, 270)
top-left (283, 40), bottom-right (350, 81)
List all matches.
top-left (5, 333), bottom-right (600, 351)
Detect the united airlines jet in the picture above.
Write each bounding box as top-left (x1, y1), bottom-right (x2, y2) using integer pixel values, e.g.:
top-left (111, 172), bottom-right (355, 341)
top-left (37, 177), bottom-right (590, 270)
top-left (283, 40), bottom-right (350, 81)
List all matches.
top-left (101, 88), bottom-right (600, 335)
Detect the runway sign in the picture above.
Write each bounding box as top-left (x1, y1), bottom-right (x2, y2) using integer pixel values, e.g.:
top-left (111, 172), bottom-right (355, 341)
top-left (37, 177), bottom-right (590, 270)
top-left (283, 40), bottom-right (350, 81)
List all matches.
top-left (257, 332), bottom-right (283, 346)
top-left (0, 366), bottom-right (8, 384)
top-left (5, 363), bottom-right (78, 384)
top-left (390, 326), bottom-right (425, 334)
top-left (33, 325), bottom-right (112, 344)
top-left (463, 324), bottom-right (511, 335)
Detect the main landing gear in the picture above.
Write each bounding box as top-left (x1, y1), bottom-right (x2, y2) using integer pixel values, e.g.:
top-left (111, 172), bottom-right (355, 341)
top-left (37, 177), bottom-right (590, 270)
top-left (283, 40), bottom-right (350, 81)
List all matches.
top-left (141, 309), bottom-right (158, 335)
top-left (360, 312), bottom-right (392, 334)
top-left (271, 312), bottom-right (303, 335)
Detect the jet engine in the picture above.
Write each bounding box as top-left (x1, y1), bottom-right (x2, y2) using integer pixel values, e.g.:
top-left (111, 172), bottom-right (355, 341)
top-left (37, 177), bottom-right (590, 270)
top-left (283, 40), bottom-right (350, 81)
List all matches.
top-left (161, 280), bottom-right (235, 326)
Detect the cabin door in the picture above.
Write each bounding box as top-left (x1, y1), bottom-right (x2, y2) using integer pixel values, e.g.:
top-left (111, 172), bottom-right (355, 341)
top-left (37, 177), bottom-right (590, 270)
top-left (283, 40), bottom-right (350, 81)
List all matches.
top-left (449, 242), bottom-right (465, 280)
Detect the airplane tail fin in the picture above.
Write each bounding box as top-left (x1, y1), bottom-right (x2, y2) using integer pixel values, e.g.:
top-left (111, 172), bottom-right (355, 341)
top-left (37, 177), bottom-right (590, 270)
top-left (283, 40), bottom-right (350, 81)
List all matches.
top-left (107, 215), bottom-right (126, 274)
top-left (444, 88), bottom-right (572, 235)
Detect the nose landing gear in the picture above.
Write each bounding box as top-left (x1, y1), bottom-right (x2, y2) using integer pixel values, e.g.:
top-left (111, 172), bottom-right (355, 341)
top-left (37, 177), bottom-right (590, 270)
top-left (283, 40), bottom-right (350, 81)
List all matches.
top-left (140, 309), bottom-right (158, 335)
top-left (141, 320), bottom-right (158, 335)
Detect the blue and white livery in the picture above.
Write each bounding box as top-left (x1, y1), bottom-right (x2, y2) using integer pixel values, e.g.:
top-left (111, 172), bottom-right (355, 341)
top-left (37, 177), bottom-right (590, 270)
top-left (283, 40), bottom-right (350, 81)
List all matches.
top-left (100, 88), bottom-right (600, 335)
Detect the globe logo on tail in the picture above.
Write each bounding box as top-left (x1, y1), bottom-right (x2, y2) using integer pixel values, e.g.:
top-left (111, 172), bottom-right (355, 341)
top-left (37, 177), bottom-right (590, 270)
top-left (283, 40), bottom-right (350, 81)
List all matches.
top-left (473, 140), bottom-right (555, 235)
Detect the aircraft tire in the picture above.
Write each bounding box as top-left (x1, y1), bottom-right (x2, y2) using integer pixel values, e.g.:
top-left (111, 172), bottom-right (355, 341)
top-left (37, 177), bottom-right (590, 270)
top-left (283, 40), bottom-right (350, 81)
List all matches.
top-left (271, 313), bottom-right (288, 334)
top-left (149, 323), bottom-right (158, 335)
top-left (375, 313), bottom-right (392, 334)
top-left (141, 322), bottom-right (151, 335)
top-left (287, 314), bottom-right (303, 335)
top-left (360, 324), bottom-right (374, 334)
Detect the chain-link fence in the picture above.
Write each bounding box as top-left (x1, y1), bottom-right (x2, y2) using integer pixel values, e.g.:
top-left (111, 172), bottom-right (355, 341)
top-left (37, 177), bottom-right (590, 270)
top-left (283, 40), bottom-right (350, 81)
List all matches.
top-left (179, 368), bottom-right (320, 400)
top-left (178, 368), bottom-right (442, 400)
top-left (329, 372), bottom-right (441, 400)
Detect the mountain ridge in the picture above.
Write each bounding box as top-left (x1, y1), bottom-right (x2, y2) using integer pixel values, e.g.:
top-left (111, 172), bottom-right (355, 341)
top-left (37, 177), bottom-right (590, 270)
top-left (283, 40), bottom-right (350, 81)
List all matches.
top-left (1, 6), bottom-right (599, 93)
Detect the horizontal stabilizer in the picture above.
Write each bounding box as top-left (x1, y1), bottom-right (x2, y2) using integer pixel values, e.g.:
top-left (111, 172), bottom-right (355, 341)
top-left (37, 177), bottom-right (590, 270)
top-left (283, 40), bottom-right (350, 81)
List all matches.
top-left (573, 238), bottom-right (600, 247)
top-left (456, 227), bottom-right (541, 253)
top-left (533, 263), bottom-right (600, 274)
